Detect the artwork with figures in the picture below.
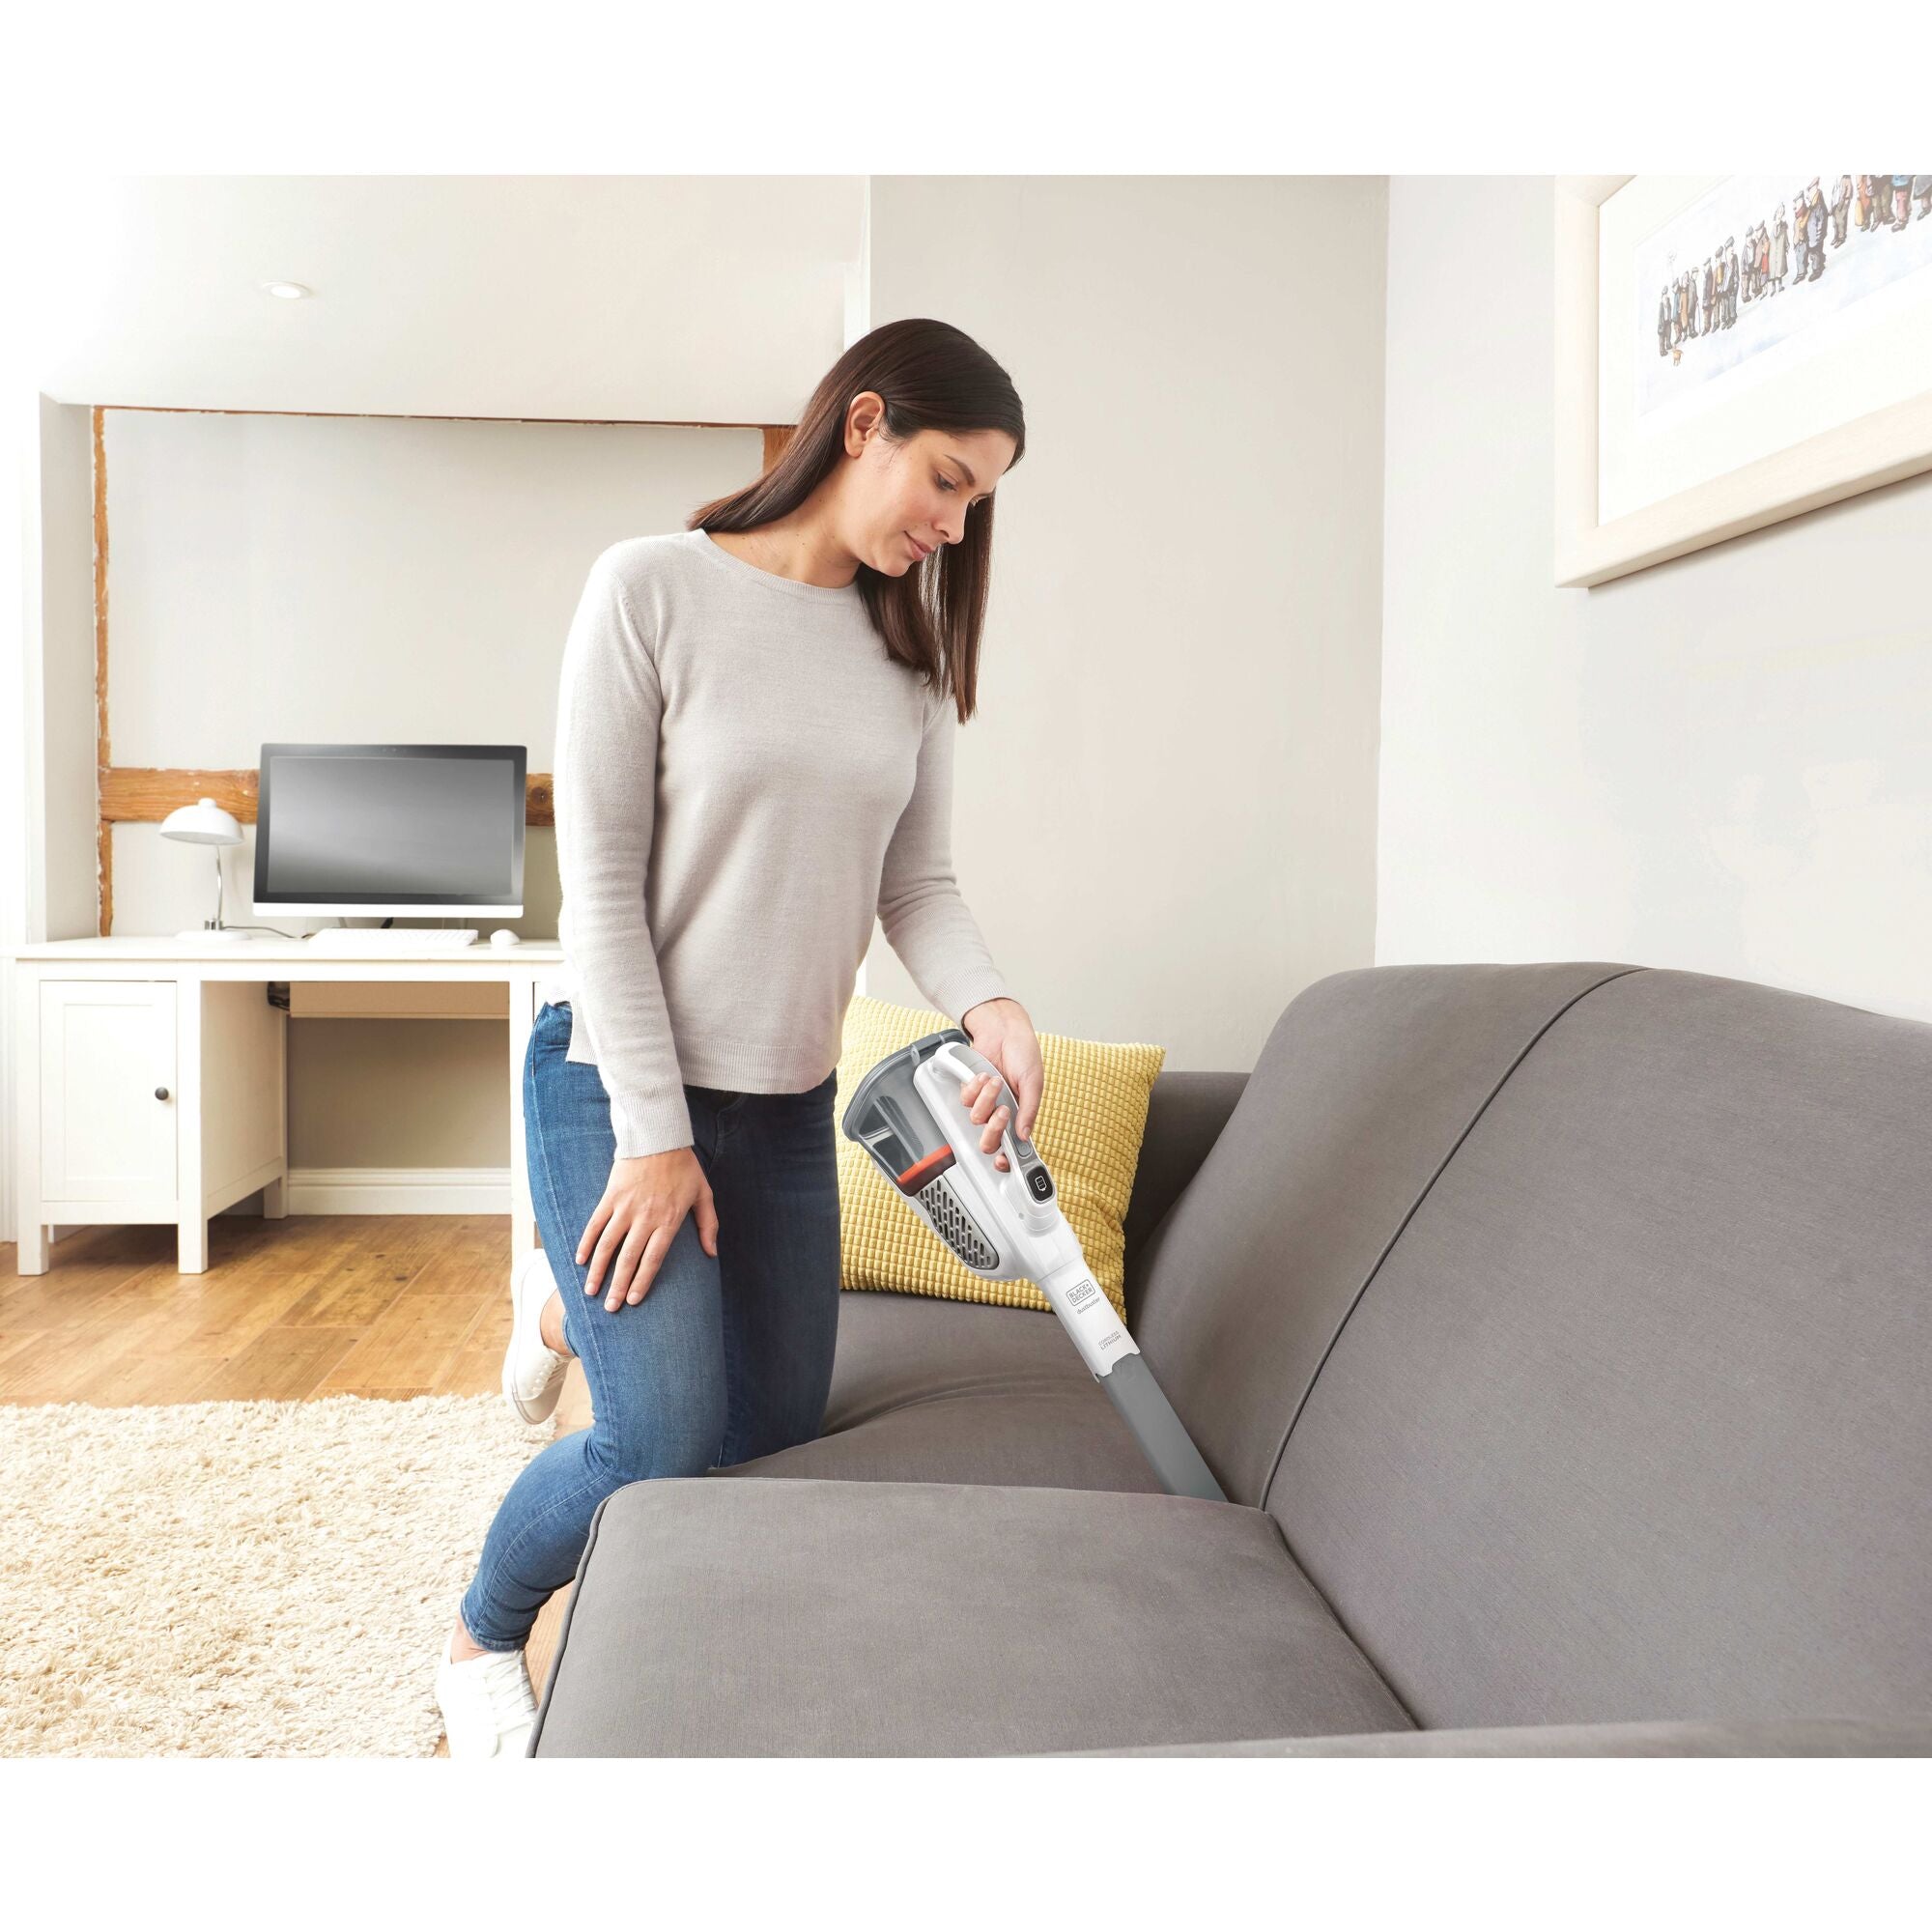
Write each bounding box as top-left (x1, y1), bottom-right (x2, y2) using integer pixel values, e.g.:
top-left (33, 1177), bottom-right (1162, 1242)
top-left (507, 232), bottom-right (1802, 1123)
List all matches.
top-left (1640, 174), bottom-right (1932, 418)
top-left (1556, 173), bottom-right (1932, 584)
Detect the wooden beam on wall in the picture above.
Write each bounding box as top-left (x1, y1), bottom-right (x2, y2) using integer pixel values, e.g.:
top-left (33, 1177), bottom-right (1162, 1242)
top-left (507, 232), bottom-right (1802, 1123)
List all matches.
top-left (99, 768), bottom-right (554, 827)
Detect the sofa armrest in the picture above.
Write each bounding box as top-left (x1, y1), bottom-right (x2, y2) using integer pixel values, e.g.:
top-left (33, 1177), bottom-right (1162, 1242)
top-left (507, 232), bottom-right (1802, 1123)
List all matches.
top-left (1123, 1069), bottom-right (1249, 1272)
top-left (1044, 1716), bottom-right (1932, 1757)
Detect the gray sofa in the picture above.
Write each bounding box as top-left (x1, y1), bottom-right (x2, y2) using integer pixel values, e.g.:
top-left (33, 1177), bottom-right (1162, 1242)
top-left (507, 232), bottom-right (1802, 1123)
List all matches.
top-left (527, 962), bottom-right (1932, 1756)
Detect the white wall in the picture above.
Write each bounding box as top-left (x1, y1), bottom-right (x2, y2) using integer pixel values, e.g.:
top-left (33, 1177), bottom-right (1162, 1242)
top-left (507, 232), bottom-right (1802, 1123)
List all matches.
top-left (4, 400), bottom-right (99, 1239)
top-left (1378, 176), bottom-right (1932, 1023)
top-left (868, 176), bottom-right (1389, 1074)
top-left (29, 400), bottom-right (97, 947)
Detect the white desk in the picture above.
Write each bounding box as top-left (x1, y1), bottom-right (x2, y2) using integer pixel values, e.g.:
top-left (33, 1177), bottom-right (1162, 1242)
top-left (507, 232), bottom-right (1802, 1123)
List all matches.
top-left (7, 936), bottom-right (563, 1275)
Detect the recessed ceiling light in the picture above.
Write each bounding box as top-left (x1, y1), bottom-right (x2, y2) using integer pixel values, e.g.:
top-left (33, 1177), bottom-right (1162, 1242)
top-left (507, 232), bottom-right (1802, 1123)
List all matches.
top-left (262, 281), bottom-right (312, 299)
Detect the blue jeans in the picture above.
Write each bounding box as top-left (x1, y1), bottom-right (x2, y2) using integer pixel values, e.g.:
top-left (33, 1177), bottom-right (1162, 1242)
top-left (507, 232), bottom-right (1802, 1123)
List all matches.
top-left (459, 1000), bottom-right (842, 1651)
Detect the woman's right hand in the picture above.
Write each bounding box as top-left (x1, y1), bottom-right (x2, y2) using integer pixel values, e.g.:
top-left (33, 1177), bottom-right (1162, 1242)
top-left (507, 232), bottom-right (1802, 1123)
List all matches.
top-left (576, 1148), bottom-right (718, 1312)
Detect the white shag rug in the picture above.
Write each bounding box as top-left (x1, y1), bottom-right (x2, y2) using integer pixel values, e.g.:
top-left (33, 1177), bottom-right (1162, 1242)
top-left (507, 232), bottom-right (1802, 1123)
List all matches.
top-left (0, 1393), bottom-right (554, 1756)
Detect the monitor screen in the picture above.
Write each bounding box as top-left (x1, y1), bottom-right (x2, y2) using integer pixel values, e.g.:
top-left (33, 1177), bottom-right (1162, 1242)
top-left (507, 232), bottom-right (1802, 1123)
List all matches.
top-left (254, 744), bottom-right (526, 912)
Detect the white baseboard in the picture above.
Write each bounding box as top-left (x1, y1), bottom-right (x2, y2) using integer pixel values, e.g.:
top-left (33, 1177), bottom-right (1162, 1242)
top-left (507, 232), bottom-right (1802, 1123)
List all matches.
top-left (249, 1166), bottom-right (515, 1216)
top-left (41, 1168), bottom-right (515, 1243)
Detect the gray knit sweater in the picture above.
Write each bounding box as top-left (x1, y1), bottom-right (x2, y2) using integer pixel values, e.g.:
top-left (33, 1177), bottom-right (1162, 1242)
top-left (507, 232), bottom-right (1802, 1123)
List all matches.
top-left (539, 528), bottom-right (1010, 1158)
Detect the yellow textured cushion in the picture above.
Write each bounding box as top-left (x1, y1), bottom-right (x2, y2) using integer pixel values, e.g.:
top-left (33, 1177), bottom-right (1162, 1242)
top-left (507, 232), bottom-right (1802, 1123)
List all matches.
top-left (834, 993), bottom-right (1166, 1321)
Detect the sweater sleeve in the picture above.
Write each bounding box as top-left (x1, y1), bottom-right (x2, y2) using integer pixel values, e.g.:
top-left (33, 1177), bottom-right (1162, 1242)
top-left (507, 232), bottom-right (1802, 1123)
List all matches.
top-left (554, 551), bottom-right (695, 1158)
top-left (875, 681), bottom-right (1012, 1026)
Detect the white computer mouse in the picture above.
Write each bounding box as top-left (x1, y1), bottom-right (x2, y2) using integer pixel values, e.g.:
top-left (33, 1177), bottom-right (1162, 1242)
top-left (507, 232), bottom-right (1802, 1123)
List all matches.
top-left (489, 928), bottom-right (521, 949)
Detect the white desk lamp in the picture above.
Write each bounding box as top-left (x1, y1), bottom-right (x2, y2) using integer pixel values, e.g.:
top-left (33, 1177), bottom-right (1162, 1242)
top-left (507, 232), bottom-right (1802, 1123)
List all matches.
top-left (161, 796), bottom-right (256, 943)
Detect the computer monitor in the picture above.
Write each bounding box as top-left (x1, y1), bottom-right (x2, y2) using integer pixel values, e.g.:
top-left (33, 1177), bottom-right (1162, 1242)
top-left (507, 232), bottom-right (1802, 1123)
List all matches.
top-left (253, 743), bottom-right (526, 919)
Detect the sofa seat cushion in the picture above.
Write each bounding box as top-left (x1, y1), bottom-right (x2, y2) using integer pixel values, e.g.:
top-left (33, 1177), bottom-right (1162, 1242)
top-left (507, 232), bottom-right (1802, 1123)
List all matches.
top-left (707, 1288), bottom-right (1164, 1493)
top-left (530, 1476), bottom-right (1415, 1755)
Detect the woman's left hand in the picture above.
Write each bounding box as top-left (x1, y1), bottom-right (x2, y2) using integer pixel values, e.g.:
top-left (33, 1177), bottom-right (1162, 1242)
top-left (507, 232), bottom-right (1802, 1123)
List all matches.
top-left (958, 996), bottom-right (1043, 1173)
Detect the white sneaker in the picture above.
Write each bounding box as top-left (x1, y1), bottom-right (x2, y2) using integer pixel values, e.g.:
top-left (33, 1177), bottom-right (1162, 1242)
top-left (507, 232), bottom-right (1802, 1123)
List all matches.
top-left (436, 1630), bottom-right (538, 1758)
top-left (503, 1245), bottom-right (570, 1424)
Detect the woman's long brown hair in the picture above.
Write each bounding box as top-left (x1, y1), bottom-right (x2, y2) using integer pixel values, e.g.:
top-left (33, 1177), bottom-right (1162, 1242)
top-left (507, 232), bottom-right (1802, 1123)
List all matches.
top-left (688, 318), bottom-right (1026, 724)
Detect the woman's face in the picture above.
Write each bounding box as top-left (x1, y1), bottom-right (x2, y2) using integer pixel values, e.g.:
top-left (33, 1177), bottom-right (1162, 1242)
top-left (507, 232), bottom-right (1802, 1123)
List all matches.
top-left (848, 405), bottom-right (1016, 576)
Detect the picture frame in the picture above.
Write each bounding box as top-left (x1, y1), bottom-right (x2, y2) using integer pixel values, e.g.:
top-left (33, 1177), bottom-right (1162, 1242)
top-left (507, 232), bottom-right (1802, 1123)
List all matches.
top-left (1554, 173), bottom-right (1932, 588)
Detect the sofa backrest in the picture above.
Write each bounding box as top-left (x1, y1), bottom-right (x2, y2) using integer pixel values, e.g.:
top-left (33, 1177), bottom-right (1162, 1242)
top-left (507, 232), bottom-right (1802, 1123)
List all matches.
top-left (1122, 1070), bottom-right (1251, 1322)
top-left (1145, 962), bottom-right (1932, 1731)
top-left (1134, 961), bottom-right (1638, 1506)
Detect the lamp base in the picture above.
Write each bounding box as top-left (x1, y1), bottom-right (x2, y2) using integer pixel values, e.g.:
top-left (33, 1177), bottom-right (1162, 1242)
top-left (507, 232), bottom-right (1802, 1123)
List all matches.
top-left (174, 927), bottom-right (264, 943)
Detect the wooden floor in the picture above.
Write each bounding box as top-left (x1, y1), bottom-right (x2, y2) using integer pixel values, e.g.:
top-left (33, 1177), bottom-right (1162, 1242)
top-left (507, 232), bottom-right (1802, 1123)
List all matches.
top-left (0, 1213), bottom-right (586, 1755)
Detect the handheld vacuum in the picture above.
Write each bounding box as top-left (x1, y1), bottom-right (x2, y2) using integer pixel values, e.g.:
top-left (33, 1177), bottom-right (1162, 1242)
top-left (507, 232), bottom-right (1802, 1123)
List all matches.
top-left (841, 1029), bottom-right (1227, 1503)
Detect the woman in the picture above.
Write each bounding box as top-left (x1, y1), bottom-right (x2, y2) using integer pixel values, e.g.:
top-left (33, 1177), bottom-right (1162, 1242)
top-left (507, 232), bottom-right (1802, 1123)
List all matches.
top-left (435, 318), bottom-right (1044, 1757)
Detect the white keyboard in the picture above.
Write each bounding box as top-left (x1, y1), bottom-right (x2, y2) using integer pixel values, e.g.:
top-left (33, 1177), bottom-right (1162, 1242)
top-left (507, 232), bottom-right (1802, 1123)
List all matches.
top-left (306, 927), bottom-right (482, 951)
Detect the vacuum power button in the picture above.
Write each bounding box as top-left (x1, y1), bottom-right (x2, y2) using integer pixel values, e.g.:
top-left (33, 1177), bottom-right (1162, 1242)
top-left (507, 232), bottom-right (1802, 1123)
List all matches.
top-left (1027, 1167), bottom-right (1055, 1202)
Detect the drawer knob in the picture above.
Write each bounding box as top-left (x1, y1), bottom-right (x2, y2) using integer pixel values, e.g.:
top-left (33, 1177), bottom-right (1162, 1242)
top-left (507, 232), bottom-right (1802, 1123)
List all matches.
top-left (155, 1086), bottom-right (170, 1101)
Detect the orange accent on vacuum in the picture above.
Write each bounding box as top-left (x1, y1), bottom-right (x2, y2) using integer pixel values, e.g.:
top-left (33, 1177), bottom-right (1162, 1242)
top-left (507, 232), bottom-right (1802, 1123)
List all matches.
top-left (896, 1145), bottom-right (955, 1191)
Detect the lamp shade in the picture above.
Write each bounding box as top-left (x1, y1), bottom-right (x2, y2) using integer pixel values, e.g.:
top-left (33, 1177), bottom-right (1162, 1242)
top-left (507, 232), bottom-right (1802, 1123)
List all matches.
top-left (159, 797), bottom-right (243, 846)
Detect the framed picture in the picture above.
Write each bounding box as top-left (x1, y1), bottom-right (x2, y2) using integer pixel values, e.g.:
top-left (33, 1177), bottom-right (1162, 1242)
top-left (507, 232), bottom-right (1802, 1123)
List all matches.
top-left (1555, 173), bottom-right (1932, 587)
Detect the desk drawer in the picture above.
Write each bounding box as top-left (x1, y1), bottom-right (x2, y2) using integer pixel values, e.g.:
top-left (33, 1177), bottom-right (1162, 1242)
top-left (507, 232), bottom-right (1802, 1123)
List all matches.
top-left (287, 981), bottom-right (509, 1020)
